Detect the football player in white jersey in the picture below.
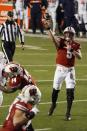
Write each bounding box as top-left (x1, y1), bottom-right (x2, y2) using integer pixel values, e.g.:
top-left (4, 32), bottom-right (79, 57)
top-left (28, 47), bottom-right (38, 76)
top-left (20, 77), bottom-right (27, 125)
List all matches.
top-left (14, 0), bottom-right (24, 29)
top-left (47, 0), bottom-right (59, 35)
top-left (24, 0), bottom-right (30, 32)
top-left (0, 51), bottom-right (7, 106)
top-left (76, 0), bottom-right (87, 37)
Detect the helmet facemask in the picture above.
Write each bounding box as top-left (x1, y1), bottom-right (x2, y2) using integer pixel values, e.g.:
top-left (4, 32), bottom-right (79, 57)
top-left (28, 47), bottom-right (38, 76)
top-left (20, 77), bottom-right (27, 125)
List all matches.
top-left (64, 32), bottom-right (74, 42)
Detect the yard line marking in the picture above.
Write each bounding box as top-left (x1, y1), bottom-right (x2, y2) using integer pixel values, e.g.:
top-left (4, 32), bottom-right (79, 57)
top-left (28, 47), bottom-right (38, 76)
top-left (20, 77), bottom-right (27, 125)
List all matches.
top-left (40, 99), bottom-right (87, 105)
top-left (16, 45), bottom-right (47, 51)
top-left (22, 65), bottom-right (55, 67)
top-left (25, 33), bottom-right (87, 41)
top-left (16, 53), bottom-right (55, 56)
top-left (15, 53), bottom-right (87, 56)
top-left (37, 79), bottom-right (87, 82)
top-left (21, 64), bottom-right (87, 67)
top-left (0, 125), bottom-right (51, 131)
top-left (35, 128), bottom-right (52, 131)
top-left (1, 99), bottom-right (87, 108)
top-left (34, 70), bottom-right (48, 72)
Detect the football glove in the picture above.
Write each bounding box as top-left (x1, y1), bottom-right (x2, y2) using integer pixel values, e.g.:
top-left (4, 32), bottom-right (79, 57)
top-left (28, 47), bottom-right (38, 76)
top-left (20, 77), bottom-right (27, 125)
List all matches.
top-left (25, 111), bottom-right (35, 119)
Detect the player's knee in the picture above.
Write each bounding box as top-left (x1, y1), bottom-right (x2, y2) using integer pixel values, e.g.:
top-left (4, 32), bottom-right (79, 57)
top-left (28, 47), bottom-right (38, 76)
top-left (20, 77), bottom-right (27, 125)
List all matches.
top-left (66, 89), bottom-right (74, 101)
top-left (52, 88), bottom-right (60, 103)
top-left (53, 83), bottom-right (61, 90)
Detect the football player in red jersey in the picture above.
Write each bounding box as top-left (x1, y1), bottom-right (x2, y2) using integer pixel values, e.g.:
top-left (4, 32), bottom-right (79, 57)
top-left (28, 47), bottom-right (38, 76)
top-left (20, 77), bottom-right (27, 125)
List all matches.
top-left (0, 62), bottom-right (41, 131)
top-left (47, 26), bottom-right (82, 120)
top-left (0, 85), bottom-right (41, 131)
top-left (0, 62), bottom-right (36, 93)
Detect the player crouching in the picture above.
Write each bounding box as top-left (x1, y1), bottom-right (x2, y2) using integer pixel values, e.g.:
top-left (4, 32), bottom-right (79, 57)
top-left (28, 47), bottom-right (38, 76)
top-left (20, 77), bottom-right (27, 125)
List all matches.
top-left (0, 85), bottom-right (41, 131)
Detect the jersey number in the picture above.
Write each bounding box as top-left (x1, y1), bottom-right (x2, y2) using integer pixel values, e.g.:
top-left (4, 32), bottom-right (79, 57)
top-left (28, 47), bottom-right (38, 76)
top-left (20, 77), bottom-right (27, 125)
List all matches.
top-left (66, 50), bottom-right (73, 59)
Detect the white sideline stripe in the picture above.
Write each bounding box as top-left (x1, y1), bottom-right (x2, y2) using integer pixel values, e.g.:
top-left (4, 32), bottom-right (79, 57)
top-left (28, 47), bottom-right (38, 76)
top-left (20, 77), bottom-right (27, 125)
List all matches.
top-left (37, 79), bottom-right (87, 82)
top-left (16, 45), bottom-right (47, 51)
top-left (1, 99), bottom-right (87, 108)
top-left (22, 64), bottom-right (87, 67)
top-left (24, 33), bottom-right (87, 42)
top-left (16, 53), bottom-right (55, 56)
top-left (15, 53), bottom-right (87, 56)
top-left (34, 70), bottom-right (48, 72)
top-left (35, 128), bottom-right (52, 131)
top-left (0, 125), bottom-right (51, 131)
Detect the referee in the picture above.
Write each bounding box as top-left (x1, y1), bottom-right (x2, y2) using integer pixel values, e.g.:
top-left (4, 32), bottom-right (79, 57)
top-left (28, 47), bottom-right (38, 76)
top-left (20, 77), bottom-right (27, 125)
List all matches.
top-left (0, 11), bottom-right (24, 63)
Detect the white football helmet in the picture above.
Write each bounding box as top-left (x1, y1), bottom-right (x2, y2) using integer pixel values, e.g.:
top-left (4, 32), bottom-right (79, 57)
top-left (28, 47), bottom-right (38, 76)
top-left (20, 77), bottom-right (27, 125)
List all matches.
top-left (20, 85), bottom-right (41, 105)
top-left (2, 63), bottom-right (23, 79)
top-left (63, 27), bottom-right (75, 41)
top-left (1, 63), bottom-right (24, 87)
top-left (63, 26), bottom-right (75, 34)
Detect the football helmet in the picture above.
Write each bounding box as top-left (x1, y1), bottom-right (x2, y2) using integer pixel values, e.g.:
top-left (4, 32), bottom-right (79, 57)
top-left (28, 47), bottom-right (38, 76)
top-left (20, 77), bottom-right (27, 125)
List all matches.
top-left (2, 63), bottom-right (23, 88)
top-left (2, 63), bottom-right (23, 78)
top-left (63, 27), bottom-right (75, 34)
top-left (21, 85), bottom-right (41, 105)
top-left (63, 27), bottom-right (75, 41)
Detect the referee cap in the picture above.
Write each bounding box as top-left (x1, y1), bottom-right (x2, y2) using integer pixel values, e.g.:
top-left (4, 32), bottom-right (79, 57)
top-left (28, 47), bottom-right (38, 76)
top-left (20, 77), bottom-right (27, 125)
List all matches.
top-left (7, 11), bottom-right (13, 17)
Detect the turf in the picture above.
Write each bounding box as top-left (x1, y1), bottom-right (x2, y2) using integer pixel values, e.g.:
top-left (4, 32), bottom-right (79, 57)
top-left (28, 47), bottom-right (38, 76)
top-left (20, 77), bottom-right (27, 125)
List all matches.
top-left (0, 35), bottom-right (87, 131)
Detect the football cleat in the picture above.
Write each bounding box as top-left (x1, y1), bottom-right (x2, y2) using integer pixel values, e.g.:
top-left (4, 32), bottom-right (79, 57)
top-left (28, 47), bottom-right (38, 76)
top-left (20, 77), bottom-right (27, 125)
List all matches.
top-left (65, 113), bottom-right (71, 121)
top-left (48, 103), bottom-right (56, 116)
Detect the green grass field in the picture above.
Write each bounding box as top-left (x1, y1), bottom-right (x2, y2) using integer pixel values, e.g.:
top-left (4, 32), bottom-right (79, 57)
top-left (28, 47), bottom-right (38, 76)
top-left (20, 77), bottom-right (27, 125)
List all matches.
top-left (0, 34), bottom-right (87, 131)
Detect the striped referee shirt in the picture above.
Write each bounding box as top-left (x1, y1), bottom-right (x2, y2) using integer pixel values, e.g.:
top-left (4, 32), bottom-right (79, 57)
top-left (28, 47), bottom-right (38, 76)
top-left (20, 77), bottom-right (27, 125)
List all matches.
top-left (0, 20), bottom-right (24, 43)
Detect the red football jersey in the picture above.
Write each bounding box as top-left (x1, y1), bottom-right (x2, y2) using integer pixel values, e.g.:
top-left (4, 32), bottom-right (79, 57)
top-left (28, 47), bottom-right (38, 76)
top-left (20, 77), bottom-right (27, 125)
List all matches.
top-left (56, 38), bottom-right (80, 67)
top-left (7, 68), bottom-right (36, 90)
top-left (2, 101), bottom-right (32, 131)
top-left (19, 69), bottom-right (36, 89)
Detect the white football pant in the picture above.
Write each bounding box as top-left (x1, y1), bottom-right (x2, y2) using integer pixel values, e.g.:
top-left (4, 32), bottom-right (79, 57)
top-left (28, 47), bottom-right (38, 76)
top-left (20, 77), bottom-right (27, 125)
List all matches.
top-left (47, 7), bottom-right (57, 33)
top-left (53, 65), bottom-right (76, 90)
top-left (24, 7), bottom-right (29, 30)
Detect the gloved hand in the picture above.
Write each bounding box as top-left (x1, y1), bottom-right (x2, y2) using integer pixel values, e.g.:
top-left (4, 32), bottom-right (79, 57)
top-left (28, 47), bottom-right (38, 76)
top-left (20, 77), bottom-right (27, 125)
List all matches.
top-left (42, 13), bottom-right (52, 30)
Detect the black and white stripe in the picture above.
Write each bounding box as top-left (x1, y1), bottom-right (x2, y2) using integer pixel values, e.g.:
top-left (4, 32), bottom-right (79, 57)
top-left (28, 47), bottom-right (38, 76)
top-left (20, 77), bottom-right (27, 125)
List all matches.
top-left (0, 20), bottom-right (24, 43)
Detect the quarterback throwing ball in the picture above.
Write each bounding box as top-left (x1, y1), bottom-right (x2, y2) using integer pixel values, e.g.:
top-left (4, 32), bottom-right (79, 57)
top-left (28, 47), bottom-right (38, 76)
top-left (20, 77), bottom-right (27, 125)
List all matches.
top-left (47, 26), bottom-right (82, 120)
